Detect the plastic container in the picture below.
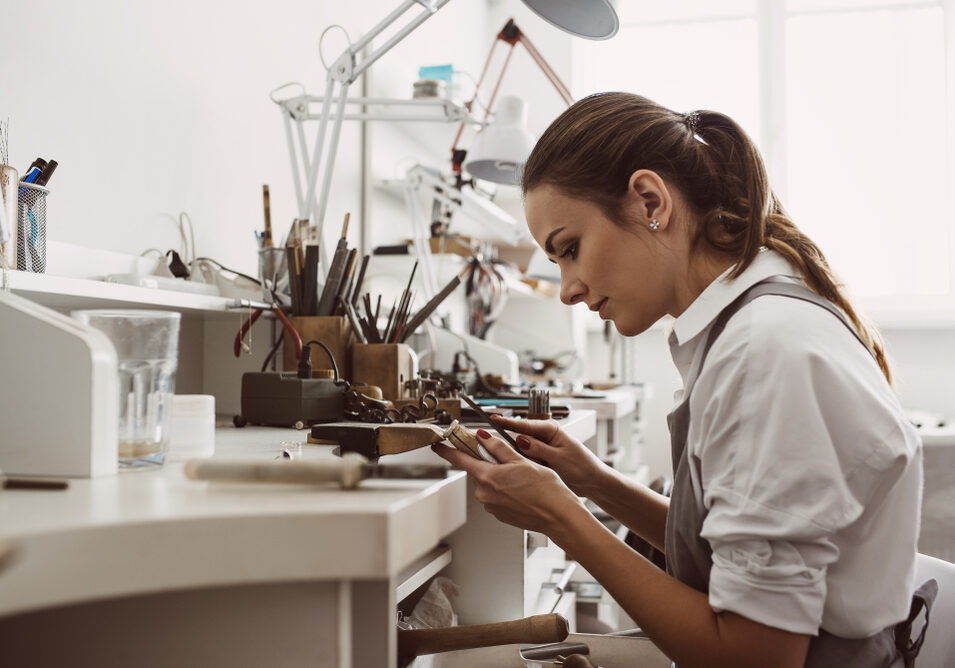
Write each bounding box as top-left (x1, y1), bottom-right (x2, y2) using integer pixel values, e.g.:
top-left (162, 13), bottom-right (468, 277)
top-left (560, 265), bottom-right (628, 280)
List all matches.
top-left (168, 394), bottom-right (216, 461)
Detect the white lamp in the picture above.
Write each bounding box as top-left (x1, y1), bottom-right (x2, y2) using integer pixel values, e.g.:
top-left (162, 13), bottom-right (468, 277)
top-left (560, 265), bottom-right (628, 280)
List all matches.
top-left (522, 0), bottom-right (619, 40)
top-left (463, 96), bottom-right (535, 185)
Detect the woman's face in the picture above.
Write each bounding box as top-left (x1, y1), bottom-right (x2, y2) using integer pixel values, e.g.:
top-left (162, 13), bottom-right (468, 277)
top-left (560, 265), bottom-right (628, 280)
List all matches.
top-left (524, 185), bottom-right (676, 336)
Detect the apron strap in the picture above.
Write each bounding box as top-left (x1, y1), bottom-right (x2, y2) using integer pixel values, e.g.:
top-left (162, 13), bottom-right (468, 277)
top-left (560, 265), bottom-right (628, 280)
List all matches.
top-left (894, 578), bottom-right (938, 668)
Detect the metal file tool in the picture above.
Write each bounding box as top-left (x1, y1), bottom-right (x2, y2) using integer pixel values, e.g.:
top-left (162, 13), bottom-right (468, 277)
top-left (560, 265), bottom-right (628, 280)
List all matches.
top-left (458, 392), bottom-right (520, 448)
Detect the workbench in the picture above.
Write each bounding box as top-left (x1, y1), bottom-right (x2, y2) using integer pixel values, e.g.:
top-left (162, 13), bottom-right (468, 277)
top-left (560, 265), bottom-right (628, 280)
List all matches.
top-left (0, 410), bottom-right (596, 667)
top-left (555, 385), bottom-right (648, 472)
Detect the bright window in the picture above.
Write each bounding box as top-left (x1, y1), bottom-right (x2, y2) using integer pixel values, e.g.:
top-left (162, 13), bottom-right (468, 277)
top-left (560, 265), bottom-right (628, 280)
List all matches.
top-left (572, 0), bottom-right (955, 315)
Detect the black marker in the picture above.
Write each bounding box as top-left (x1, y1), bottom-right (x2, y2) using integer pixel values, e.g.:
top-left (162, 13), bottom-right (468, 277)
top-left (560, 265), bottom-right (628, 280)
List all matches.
top-left (34, 159), bottom-right (57, 187)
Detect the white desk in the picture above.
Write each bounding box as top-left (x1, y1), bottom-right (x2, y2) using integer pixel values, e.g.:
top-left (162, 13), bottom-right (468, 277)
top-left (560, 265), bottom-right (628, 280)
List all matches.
top-left (0, 411), bottom-right (597, 667)
top-left (555, 385), bottom-right (647, 471)
top-left (0, 426), bottom-right (466, 667)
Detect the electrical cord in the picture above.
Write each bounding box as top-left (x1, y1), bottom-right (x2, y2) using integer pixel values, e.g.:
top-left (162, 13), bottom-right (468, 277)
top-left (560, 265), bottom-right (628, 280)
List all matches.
top-left (261, 334), bottom-right (284, 373)
top-left (178, 212), bottom-right (196, 271)
top-left (299, 339), bottom-right (345, 389)
top-left (319, 24), bottom-right (352, 72)
top-left (194, 256), bottom-right (261, 287)
top-left (442, 329), bottom-right (499, 396)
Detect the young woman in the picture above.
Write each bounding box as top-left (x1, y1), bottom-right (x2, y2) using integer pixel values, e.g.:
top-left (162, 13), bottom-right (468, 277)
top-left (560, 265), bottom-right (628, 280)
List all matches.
top-left (433, 92), bottom-right (929, 667)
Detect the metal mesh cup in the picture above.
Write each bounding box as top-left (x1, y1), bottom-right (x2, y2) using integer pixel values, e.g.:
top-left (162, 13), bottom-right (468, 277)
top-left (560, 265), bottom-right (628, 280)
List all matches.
top-left (17, 182), bottom-right (48, 273)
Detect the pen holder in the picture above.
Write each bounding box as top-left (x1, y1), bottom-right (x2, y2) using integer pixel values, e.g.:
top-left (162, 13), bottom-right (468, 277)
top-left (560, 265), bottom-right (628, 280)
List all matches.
top-left (284, 315), bottom-right (353, 378)
top-left (16, 182), bottom-right (48, 273)
top-left (351, 343), bottom-right (418, 401)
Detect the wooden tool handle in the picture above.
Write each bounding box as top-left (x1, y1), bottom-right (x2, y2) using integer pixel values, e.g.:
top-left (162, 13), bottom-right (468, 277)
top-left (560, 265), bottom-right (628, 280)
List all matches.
top-left (397, 613), bottom-right (568, 659)
top-left (563, 654), bottom-right (596, 668)
top-left (184, 453), bottom-right (367, 489)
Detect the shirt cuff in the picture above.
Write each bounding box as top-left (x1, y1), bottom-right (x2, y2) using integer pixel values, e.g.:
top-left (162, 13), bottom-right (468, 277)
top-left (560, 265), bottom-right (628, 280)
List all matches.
top-left (708, 546), bottom-right (826, 635)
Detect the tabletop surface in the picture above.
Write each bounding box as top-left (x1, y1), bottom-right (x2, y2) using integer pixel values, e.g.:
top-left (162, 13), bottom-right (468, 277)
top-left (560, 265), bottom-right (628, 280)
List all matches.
top-left (0, 425), bottom-right (468, 616)
top-left (0, 410), bottom-right (597, 618)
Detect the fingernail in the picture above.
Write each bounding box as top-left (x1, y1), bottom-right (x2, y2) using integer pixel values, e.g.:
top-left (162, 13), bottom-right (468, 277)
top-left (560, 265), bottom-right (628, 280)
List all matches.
top-left (516, 435), bottom-right (530, 450)
top-left (477, 428), bottom-right (492, 439)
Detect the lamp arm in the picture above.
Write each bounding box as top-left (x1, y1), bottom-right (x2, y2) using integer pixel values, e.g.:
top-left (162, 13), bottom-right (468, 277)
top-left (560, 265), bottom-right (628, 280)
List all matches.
top-left (449, 19), bottom-right (575, 167)
top-left (302, 0), bottom-right (453, 269)
top-left (404, 164), bottom-right (456, 299)
top-left (450, 32), bottom-right (509, 160)
top-left (329, 0), bottom-right (454, 84)
top-left (517, 33), bottom-right (574, 105)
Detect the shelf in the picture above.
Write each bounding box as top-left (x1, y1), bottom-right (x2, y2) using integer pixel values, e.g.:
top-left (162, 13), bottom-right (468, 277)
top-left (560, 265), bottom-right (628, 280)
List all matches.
top-left (7, 270), bottom-right (268, 314)
top-left (395, 544), bottom-right (453, 602)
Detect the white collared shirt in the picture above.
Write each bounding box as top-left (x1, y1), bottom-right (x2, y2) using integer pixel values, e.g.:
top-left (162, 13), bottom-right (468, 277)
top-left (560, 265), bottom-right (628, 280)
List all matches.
top-left (667, 249), bottom-right (922, 637)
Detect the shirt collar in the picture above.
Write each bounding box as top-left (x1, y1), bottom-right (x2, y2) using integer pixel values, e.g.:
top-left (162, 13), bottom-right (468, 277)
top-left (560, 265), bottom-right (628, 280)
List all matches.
top-left (668, 248), bottom-right (800, 347)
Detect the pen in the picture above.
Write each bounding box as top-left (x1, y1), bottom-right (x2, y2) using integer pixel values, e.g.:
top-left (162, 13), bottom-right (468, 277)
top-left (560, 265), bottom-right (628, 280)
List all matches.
top-left (17, 158), bottom-right (46, 197)
top-left (19, 158), bottom-right (45, 183)
top-left (34, 159), bottom-right (57, 187)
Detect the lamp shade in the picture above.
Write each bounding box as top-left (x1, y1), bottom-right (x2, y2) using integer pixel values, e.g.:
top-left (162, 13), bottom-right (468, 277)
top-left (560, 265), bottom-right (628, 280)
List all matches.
top-left (520, 0), bottom-right (619, 40)
top-left (464, 96), bottom-right (536, 185)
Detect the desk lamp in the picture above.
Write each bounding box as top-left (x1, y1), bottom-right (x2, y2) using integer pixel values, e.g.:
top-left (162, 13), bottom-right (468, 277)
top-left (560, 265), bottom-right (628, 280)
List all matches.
top-left (273, 0), bottom-right (618, 272)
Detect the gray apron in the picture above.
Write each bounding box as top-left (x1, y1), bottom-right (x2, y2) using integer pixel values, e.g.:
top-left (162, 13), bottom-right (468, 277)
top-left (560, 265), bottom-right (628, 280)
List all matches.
top-left (663, 279), bottom-right (936, 667)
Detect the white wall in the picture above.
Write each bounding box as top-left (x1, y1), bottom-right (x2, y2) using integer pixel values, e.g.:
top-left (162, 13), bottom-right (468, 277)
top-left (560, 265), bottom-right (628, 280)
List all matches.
top-left (0, 0), bottom-right (492, 279)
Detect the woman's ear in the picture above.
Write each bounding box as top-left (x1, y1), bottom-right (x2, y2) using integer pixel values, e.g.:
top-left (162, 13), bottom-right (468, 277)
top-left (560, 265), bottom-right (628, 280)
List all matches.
top-left (625, 170), bottom-right (672, 231)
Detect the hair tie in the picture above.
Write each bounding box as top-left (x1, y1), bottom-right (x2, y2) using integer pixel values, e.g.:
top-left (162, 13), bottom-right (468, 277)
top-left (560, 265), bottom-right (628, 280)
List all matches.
top-left (683, 111), bottom-right (701, 134)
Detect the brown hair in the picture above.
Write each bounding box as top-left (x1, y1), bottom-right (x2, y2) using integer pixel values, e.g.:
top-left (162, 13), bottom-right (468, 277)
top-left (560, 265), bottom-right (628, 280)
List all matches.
top-left (522, 92), bottom-right (891, 382)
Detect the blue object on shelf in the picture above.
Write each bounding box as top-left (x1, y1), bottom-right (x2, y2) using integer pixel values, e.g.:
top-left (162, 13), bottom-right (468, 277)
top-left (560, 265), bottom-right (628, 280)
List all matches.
top-left (418, 64), bottom-right (454, 82)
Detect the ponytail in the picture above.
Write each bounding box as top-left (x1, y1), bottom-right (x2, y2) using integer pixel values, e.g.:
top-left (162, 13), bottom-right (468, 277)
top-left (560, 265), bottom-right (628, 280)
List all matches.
top-left (523, 93), bottom-right (892, 383)
top-left (690, 111), bottom-right (892, 383)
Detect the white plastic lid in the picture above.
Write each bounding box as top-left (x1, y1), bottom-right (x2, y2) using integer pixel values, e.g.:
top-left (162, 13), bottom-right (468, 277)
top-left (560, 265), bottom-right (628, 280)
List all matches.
top-left (172, 394), bottom-right (215, 416)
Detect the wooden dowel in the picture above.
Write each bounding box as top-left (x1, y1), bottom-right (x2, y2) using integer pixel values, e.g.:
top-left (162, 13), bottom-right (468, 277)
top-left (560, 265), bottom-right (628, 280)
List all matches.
top-left (397, 614), bottom-right (568, 659)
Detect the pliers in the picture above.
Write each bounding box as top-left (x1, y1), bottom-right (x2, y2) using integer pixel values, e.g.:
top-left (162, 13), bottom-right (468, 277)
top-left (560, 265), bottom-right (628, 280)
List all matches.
top-left (233, 307), bottom-right (303, 360)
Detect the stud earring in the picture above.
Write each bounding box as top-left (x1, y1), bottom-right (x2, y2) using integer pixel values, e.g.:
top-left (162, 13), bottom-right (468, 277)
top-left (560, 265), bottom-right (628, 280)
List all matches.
top-left (649, 219), bottom-right (661, 231)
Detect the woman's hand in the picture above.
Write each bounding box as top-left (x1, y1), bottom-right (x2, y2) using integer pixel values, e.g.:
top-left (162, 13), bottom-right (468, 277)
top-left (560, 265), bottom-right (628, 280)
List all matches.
top-left (432, 429), bottom-right (584, 534)
top-left (489, 415), bottom-right (608, 497)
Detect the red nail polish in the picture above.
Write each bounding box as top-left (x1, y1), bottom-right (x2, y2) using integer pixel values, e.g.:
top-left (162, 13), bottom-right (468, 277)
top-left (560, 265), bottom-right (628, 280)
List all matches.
top-left (516, 435), bottom-right (530, 450)
top-left (477, 428), bottom-right (492, 439)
